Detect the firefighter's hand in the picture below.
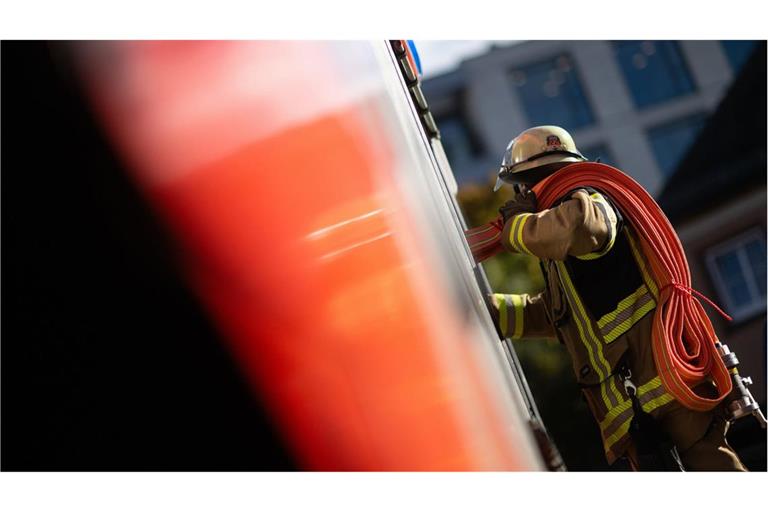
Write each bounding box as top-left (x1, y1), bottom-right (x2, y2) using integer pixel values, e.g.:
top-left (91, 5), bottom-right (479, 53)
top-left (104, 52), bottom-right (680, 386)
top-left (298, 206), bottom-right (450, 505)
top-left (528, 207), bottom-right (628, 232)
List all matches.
top-left (499, 190), bottom-right (537, 224)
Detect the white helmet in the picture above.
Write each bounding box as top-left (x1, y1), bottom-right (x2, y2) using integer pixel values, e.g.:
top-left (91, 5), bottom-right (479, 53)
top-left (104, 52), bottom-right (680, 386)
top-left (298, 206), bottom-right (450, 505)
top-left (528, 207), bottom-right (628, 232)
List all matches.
top-left (494, 125), bottom-right (586, 191)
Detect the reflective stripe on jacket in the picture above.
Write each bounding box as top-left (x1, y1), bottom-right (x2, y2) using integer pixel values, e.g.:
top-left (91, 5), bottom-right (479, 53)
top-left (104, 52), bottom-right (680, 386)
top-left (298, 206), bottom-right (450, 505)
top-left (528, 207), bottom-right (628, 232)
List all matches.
top-left (494, 188), bottom-right (711, 464)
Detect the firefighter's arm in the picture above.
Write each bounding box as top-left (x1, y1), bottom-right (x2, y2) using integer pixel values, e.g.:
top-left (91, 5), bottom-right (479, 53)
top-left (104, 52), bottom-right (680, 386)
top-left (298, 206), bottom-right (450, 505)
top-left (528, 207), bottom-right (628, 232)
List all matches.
top-left (490, 293), bottom-right (556, 339)
top-left (500, 189), bottom-right (618, 261)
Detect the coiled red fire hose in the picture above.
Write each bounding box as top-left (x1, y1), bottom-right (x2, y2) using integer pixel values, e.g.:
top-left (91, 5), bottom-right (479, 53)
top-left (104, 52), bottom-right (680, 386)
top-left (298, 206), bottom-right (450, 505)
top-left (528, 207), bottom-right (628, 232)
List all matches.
top-left (468, 162), bottom-right (732, 412)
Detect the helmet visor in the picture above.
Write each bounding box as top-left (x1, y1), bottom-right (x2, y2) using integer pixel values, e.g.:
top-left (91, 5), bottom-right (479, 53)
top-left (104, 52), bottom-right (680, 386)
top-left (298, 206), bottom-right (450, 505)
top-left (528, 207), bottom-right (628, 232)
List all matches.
top-left (498, 161), bottom-right (575, 186)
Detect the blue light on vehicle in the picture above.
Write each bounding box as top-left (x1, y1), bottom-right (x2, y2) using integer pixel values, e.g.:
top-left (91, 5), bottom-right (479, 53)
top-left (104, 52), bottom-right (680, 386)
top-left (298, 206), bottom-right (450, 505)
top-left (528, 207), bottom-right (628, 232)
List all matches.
top-left (407, 40), bottom-right (422, 76)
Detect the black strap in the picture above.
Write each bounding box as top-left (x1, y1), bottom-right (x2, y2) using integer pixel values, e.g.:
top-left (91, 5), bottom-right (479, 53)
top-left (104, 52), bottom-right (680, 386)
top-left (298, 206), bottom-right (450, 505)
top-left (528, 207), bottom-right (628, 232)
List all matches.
top-left (618, 361), bottom-right (685, 471)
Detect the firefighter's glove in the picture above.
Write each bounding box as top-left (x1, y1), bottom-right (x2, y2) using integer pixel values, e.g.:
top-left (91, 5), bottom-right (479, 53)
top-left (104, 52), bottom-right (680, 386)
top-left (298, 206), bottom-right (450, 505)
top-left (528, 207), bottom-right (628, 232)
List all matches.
top-left (499, 190), bottom-right (537, 224)
top-left (487, 293), bottom-right (500, 321)
top-left (486, 294), bottom-right (503, 338)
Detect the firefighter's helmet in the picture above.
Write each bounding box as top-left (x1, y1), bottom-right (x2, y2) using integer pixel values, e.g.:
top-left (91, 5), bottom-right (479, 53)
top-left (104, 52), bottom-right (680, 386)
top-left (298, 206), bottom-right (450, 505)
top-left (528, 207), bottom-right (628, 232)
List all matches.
top-left (494, 125), bottom-right (587, 191)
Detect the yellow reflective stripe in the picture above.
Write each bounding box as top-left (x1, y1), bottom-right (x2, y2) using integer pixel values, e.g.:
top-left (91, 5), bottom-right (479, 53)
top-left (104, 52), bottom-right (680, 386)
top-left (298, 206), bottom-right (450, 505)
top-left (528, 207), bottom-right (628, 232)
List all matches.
top-left (579, 231), bottom-right (658, 344)
top-left (597, 285), bottom-right (649, 329)
top-left (556, 262), bottom-right (606, 382)
top-left (637, 376), bottom-right (662, 395)
top-left (604, 416), bottom-right (632, 452)
top-left (607, 382), bottom-right (623, 409)
top-left (600, 377), bottom-right (664, 432)
top-left (590, 193), bottom-right (615, 236)
top-left (494, 294), bottom-right (526, 339)
top-left (627, 231), bottom-right (659, 298)
top-left (575, 251), bottom-right (603, 261)
top-left (598, 396), bottom-right (633, 454)
top-left (599, 397), bottom-right (632, 430)
top-left (595, 283), bottom-right (656, 344)
top-left (499, 295), bottom-right (508, 336)
top-left (556, 262), bottom-right (623, 407)
top-left (602, 395), bottom-right (673, 454)
top-left (598, 375), bottom-right (675, 454)
top-left (514, 213), bottom-right (534, 256)
top-left (637, 376), bottom-right (675, 413)
top-left (575, 193), bottom-right (617, 261)
top-left (642, 392), bottom-right (674, 414)
top-left (600, 380), bottom-right (620, 414)
top-left (591, 194), bottom-right (617, 255)
top-left (507, 215), bottom-right (523, 252)
top-left (603, 297), bottom-right (656, 343)
top-left (510, 294), bottom-right (524, 339)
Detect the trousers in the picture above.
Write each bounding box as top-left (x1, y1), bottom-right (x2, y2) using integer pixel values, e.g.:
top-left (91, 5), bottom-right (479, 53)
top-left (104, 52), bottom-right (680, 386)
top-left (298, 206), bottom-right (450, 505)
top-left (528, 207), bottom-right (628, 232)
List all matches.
top-left (678, 415), bottom-right (747, 471)
top-left (626, 412), bottom-right (747, 471)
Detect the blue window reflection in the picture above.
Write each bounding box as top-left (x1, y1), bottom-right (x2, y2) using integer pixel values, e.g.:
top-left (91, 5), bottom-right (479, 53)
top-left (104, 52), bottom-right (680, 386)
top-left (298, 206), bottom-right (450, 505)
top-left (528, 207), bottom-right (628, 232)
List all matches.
top-left (721, 40), bottom-right (758, 74)
top-left (509, 54), bottom-right (594, 130)
top-left (614, 41), bottom-right (695, 109)
top-left (648, 113), bottom-right (707, 176)
top-left (436, 113), bottom-right (483, 170)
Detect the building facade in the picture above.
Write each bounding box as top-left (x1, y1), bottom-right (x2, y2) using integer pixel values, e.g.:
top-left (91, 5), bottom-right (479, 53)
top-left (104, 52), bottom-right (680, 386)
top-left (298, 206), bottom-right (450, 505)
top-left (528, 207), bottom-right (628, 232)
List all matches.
top-left (422, 40), bottom-right (758, 196)
top-left (657, 42), bottom-right (767, 409)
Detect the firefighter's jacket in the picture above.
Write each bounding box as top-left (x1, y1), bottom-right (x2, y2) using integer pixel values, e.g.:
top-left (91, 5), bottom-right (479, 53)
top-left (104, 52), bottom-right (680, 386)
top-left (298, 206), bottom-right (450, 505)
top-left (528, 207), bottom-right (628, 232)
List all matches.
top-left (494, 189), bottom-right (714, 464)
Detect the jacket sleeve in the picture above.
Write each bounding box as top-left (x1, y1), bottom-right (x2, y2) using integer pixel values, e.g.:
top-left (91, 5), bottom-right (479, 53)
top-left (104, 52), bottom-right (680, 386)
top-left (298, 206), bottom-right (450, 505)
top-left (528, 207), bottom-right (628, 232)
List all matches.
top-left (491, 293), bottom-right (556, 339)
top-left (500, 189), bottom-right (619, 261)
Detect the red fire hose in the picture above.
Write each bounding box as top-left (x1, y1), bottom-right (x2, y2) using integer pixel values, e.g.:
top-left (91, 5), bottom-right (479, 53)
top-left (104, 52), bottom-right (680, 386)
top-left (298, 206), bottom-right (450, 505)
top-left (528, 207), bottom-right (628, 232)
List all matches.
top-left (469, 162), bottom-right (732, 412)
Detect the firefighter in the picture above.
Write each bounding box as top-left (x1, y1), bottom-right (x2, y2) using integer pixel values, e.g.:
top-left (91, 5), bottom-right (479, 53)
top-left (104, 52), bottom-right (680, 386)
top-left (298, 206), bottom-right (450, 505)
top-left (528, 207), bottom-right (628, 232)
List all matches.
top-left (491, 125), bottom-right (746, 471)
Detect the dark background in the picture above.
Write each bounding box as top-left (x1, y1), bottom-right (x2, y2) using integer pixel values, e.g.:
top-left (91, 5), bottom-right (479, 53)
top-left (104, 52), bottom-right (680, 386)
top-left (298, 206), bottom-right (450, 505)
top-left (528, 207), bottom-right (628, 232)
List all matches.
top-left (1, 42), bottom-right (296, 470)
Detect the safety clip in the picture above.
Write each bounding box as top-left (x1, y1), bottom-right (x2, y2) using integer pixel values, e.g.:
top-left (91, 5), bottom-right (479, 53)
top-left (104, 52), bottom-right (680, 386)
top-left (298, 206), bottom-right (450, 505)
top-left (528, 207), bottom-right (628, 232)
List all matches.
top-left (621, 368), bottom-right (637, 397)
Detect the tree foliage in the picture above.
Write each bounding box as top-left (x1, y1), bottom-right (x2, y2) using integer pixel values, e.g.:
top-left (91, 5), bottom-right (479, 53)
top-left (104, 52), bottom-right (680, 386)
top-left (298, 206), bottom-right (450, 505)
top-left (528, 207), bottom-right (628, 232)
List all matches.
top-left (456, 174), bottom-right (543, 295)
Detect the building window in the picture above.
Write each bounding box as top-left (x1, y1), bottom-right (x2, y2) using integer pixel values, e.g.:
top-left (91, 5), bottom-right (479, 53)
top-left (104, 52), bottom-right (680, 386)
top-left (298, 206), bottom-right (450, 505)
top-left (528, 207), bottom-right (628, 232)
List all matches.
top-left (614, 41), bottom-right (696, 109)
top-left (580, 144), bottom-right (616, 167)
top-left (508, 54), bottom-right (594, 130)
top-left (721, 40), bottom-right (758, 74)
top-left (435, 105), bottom-right (484, 171)
top-left (647, 113), bottom-right (707, 177)
top-left (706, 229), bottom-right (767, 323)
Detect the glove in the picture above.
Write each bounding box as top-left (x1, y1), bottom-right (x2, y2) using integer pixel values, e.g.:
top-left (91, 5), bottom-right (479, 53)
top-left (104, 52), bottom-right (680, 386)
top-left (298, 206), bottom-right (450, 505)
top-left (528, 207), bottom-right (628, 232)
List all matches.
top-left (486, 294), bottom-right (503, 337)
top-left (499, 190), bottom-right (537, 224)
